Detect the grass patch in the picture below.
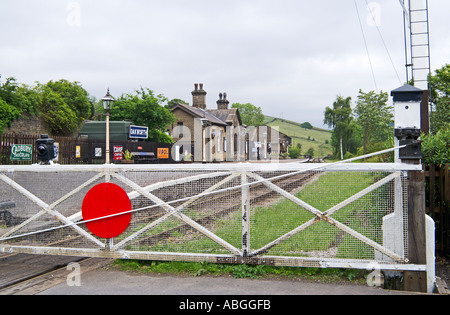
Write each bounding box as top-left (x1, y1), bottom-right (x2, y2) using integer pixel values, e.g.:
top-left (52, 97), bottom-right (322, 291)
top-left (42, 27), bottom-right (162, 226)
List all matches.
top-left (263, 116), bottom-right (333, 158)
top-left (112, 259), bottom-right (368, 283)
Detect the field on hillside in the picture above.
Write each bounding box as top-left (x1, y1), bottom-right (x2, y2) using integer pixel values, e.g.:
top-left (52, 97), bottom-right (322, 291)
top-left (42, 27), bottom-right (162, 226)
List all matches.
top-left (264, 116), bottom-right (333, 158)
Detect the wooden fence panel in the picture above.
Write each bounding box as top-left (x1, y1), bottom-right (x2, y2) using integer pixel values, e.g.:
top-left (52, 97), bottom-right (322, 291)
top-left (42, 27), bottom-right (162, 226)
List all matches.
top-left (1, 133), bottom-right (174, 166)
top-left (425, 164), bottom-right (449, 257)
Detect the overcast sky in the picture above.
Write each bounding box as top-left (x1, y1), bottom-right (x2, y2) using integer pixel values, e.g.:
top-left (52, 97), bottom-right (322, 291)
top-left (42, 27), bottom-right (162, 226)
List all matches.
top-left (1, 1), bottom-right (449, 128)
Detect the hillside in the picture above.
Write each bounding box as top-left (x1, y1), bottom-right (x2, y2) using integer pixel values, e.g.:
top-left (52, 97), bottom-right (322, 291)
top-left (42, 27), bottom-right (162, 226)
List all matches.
top-left (263, 116), bottom-right (333, 158)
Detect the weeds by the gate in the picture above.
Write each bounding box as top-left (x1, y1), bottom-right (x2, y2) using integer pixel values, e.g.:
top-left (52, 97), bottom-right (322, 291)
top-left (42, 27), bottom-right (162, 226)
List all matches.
top-left (112, 259), bottom-right (368, 283)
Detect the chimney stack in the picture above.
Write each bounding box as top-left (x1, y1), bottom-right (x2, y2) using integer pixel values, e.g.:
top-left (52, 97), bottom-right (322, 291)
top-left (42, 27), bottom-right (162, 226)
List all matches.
top-left (217, 92), bottom-right (229, 110)
top-left (192, 83), bottom-right (207, 109)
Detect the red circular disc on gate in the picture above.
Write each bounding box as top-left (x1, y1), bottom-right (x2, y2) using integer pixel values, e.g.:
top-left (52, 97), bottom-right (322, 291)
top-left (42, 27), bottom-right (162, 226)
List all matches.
top-left (82, 183), bottom-right (132, 239)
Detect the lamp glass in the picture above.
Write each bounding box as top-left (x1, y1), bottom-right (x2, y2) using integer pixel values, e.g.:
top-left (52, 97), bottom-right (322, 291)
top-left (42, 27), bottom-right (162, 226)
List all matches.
top-left (102, 89), bottom-right (114, 111)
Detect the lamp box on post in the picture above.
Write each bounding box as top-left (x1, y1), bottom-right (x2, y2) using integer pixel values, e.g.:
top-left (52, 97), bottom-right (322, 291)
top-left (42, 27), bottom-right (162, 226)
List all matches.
top-left (391, 85), bottom-right (424, 163)
top-left (391, 85), bottom-right (436, 293)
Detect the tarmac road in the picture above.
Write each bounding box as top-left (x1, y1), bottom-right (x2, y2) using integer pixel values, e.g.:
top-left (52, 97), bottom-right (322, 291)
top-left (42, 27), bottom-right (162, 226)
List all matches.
top-left (38, 267), bottom-right (417, 296)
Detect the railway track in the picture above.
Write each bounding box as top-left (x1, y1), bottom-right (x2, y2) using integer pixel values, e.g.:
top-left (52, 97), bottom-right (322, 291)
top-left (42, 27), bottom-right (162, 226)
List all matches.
top-left (0, 235), bottom-right (110, 294)
top-left (0, 254), bottom-right (111, 295)
top-left (129, 171), bottom-right (318, 248)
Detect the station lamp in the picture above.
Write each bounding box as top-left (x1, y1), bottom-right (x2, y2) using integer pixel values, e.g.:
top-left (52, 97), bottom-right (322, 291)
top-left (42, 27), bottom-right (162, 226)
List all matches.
top-left (102, 89), bottom-right (114, 164)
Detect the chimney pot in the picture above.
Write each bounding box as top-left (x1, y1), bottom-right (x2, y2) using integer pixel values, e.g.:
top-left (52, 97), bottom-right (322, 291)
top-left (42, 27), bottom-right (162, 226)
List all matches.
top-left (192, 83), bottom-right (207, 109)
top-left (217, 92), bottom-right (229, 110)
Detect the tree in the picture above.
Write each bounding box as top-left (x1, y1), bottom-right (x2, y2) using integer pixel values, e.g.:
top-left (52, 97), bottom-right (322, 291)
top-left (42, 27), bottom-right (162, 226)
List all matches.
top-left (422, 126), bottom-right (450, 166)
top-left (431, 97), bottom-right (450, 133)
top-left (324, 95), bottom-right (355, 159)
top-left (168, 98), bottom-right (189, 108)
top-left (109, 88), bottom-right (175, 143)
top-left (39, 87), bottom-right (78, 135)
top-left (301, 122), bottom-right (313, 130)
top-left (0, 76), bottom-right (40, 116)
top-left (429, 64), bottom-right (450, 132)
top-left (288, 143), bottom-right (302, 159)
top-left (37, 80), bottom-right (92, 136)
top-left (354, 90), bottom-right (393, 155)
top-left (0, 97), bottom-right (21, 133)
top-left (43, 80), bottom-right (93, 124)
top-left (231, 103), bottom-right (264, 127)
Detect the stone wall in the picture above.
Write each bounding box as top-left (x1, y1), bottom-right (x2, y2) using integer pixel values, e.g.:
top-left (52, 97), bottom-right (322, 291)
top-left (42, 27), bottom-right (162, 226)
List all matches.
top-left (4, 114), bottom-right (48, 136)
top-left (4, 114), bottom-right (80, 138)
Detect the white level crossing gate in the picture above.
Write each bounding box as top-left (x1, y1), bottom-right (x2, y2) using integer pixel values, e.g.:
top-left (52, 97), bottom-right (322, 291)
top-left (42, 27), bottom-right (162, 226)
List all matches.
top-left (0, 163), bottom-right (432, 286)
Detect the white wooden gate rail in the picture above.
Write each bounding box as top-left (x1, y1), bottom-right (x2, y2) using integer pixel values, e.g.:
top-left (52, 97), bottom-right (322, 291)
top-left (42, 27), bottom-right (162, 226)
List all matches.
top-left (0, 163), bottom-right (426, 273)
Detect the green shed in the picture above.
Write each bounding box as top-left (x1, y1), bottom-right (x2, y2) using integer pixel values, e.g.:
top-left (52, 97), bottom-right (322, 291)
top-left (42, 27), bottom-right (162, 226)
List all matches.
top-left (78, 121), bottom-right (132, 141)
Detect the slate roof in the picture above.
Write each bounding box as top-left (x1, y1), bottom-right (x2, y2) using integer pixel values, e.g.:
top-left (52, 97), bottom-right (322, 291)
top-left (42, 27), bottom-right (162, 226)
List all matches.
top-left (171, 104), bottom-right (235, 127)
top-left (208, 108), bottom-right (242, 125)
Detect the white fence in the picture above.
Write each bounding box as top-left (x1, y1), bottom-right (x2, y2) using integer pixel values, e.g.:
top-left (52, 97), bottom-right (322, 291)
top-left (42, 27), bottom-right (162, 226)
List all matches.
top-left (0, 162), bottom-right (433, 287)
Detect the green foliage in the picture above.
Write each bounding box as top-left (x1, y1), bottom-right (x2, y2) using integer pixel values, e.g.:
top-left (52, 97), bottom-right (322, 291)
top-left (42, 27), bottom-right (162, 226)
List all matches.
top-left (40, 88), bottom-right (79, 135)
top-left (109, 88), bottom-right (175, 143)
top-left (112, 260), bottom-right (366, 282)
top-left (231, 264), bottom-right (267, 279)
top-left (0, 77), bottom-right (92, 136)
top-left (324, 95), bottom-right (356, 158)
top-left (232, 103), bottom-right (265, 127)
top-left (431, 97), bottom-right (450, 133)
top-left (428, 64), bottom-right (450, 133)
top-left (0, 77), bottom-right (40, 115)
top-left (0, 97), bottom-right (21, 132)
top-left (0, 76), bottom-right (41, 132)
top-left (422, 127), bottom-right (450, 166)
top-left (430, 63), bottom-right (450, 100)
top-left (168, 98), bottom-right (189, 108)
top-left (123, 150), bottom-right (134, 160)
top-left (354, 90), bottom-right (393, 155)
top-left (264, 116), bottom-right (333, 158)
top-left (43, 80), bottom-right (92, 123)
top-left (305, 147), bottom-right (315, 157)
top-left (301, 122), bottom-right (313, 130)
top-left (288, 143), bottom-right (302, 159)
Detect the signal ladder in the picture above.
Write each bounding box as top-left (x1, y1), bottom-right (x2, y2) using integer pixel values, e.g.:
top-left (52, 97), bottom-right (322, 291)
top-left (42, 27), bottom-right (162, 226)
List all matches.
top-left (404, 0), bottom-right (431, 91)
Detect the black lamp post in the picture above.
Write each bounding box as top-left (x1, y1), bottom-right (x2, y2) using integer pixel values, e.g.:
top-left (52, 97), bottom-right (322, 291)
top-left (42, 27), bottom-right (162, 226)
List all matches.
top-left (102, 89), bottom-right (114, 164)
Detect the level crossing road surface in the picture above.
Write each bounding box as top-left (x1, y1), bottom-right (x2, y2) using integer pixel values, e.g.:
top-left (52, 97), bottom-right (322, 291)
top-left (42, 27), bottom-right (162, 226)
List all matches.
top-left (0, 254), bottom-right (421, 296)
top-left (38, 268), bottom-right (417, 296)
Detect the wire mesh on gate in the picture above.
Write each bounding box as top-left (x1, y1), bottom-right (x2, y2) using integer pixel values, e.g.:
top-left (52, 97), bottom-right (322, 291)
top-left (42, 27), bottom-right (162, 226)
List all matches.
top-left (247, 170), bottom-right (408, 266)
top-left (0, 165), bottom-right (410, 268)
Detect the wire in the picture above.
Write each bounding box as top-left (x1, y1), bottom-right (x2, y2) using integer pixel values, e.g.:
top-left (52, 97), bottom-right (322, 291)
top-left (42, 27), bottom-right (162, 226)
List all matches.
top-left (364, 0), bottom-right (403, 85)
top-left (354, 0), bottom-right (378, 93)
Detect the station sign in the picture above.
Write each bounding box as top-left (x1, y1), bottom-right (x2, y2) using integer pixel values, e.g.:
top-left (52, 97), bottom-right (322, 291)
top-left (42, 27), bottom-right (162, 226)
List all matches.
top-left (114, 145), bottom-right (124, 161)
top-left (130, 125), bottom-right (149, 139)
top-left (10, 144), bottom-right (33, 161)
top-left (157, 148), bottom-right (169, 159)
